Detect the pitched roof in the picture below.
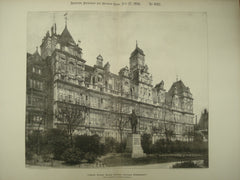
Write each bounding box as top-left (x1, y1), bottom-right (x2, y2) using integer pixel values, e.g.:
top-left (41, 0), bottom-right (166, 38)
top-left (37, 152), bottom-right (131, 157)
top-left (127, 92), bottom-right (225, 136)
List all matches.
top-left (58, 26), bottom-right (76, 46)
top-left (130, 46), bottom-right (145, 58)
top-left (168, 80), bottom-right (192, 97)
top-left (172, 80), bottom-right (188, 92)
top-left (155, 80), bottom-right (165, 91)
top-left (85, 64), bottom-right (94, 72)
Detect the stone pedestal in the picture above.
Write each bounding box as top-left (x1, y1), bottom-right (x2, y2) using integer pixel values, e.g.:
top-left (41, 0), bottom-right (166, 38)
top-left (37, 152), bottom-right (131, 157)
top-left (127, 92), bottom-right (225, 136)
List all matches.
top-left (126, 133), bottom-right (146, 158)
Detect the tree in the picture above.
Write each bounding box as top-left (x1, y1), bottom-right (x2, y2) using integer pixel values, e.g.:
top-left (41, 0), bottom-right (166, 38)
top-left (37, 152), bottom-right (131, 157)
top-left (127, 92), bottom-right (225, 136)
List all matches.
top-left (115, 82), bottom-right (129, 143)
top-left (183, 129), bottom-right (194, 143)
top-left (161, 103), bottom-right (176, 143)
top-left (55, 103), bottom-right (88, 147)
top-left (26, 112), bottom-right (45, 157)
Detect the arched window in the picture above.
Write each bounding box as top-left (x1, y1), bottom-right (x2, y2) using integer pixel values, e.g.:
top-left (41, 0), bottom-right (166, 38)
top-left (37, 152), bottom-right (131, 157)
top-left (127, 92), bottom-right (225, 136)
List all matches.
top-left (98, 75), bottom-right (102, 82)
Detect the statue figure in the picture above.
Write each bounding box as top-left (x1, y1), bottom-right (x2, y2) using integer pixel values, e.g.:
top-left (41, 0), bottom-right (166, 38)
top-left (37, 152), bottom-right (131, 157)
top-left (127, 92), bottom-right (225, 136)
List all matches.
top-left (129, 110), bottom-right (138, 134)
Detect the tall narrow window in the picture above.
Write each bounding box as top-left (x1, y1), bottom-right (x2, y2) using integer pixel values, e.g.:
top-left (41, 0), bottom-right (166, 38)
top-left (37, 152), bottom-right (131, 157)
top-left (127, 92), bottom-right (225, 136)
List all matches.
top-left (29, 79), bottom-right (33, 88)
top-left (28, 96), bottom-right (31, 105)
top-left (33, 80), bottom-right (36, 88)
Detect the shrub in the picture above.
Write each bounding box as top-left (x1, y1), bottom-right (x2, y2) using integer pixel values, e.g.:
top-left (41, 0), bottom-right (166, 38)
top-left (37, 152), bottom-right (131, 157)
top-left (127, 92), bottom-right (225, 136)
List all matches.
top-left (116, 140), bottom-right (126, 153)
top-left (141, 133), bottom-right (152, 154)
top-left (26, 149), bottom-right (34, 161)
top-left (62, 148), bottom-right (83, 164)
top-left (172, 161), bottom-right (200, 168)
top-left (104, 137), bottom-right (118, 153)
top-left (45, 129), bottom-right (70, 160)
top-left (84, 152), bottom-right (97, 163)
top-left (32, 154), bottom-right (43, 164)
top-left (41, 152), bottom-right (54, 162)
top-left (203, 155), bottom-right (209, 167)
top-left (26, 130), bottom-right (45, 156)
top-left (103, 137), bottom-right (126, 153)
top-left (152, 139), bottom-right (167, 153)
top-left (74, 134), bottom-right (103, 156)
top-left (149, 139), bottom-right (208, 155)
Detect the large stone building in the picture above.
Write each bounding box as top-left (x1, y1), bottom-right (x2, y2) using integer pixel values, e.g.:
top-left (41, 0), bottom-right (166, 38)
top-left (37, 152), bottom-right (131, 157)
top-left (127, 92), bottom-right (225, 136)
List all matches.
top-left (26, 22), bottom-right (195, 142)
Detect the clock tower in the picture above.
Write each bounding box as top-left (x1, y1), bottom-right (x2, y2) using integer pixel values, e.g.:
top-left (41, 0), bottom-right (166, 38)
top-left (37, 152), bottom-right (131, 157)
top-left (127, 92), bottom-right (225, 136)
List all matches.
top-left (129, 42), bottom-right (153, 103)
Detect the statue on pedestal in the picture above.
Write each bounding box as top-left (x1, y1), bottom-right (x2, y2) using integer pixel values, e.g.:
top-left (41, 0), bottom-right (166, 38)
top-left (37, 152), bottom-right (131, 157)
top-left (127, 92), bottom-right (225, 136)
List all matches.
top-left (126, 109), bottom-right (145, 158)
top-left (129, 110), bottom-right (138, 134)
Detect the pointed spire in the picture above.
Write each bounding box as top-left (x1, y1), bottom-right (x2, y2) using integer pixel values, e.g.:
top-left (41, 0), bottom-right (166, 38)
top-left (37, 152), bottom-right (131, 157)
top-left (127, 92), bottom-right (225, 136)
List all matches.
top-left (64, 12), bottom-right (68, 27)
top-left (130, 40), bottom-right (145, 58)
top-left (52, 13), bottom-right (57, 34)
top-left (59, 25), bottom-right (76, 45)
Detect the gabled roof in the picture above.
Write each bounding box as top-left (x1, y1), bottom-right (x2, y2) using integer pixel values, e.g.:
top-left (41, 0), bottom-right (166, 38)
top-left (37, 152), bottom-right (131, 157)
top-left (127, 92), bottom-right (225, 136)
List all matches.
top-left (58, 26), bottom-right (76, 46)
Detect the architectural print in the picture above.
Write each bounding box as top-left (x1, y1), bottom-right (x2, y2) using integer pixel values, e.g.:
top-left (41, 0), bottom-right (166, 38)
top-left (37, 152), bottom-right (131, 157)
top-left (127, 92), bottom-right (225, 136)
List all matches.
top-left (26, 12), bottom-right (208, 168)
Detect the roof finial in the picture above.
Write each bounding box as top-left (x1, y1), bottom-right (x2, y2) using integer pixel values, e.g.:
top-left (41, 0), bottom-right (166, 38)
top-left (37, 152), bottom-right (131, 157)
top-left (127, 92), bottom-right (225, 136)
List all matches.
top-left (176, 75), bottom-right (179, 81)
top-left (64, 12), bottom-right (68, 27)
top-left (136, 40), bottom-right (138, 48)
top-left (52, 13), bottom-right (57, 34)
top-left (36, 46), bottom-right (38, 53)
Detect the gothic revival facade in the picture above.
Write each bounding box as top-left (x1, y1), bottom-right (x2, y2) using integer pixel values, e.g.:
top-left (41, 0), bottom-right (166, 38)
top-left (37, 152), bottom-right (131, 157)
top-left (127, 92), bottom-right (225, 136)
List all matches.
top-left (26, 22), bottom-right (195, 142)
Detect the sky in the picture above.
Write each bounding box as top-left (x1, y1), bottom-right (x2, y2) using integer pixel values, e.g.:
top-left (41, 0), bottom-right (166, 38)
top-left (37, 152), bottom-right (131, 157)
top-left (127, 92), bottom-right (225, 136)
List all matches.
top-left (27, 11), bottom-right (208, 120)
